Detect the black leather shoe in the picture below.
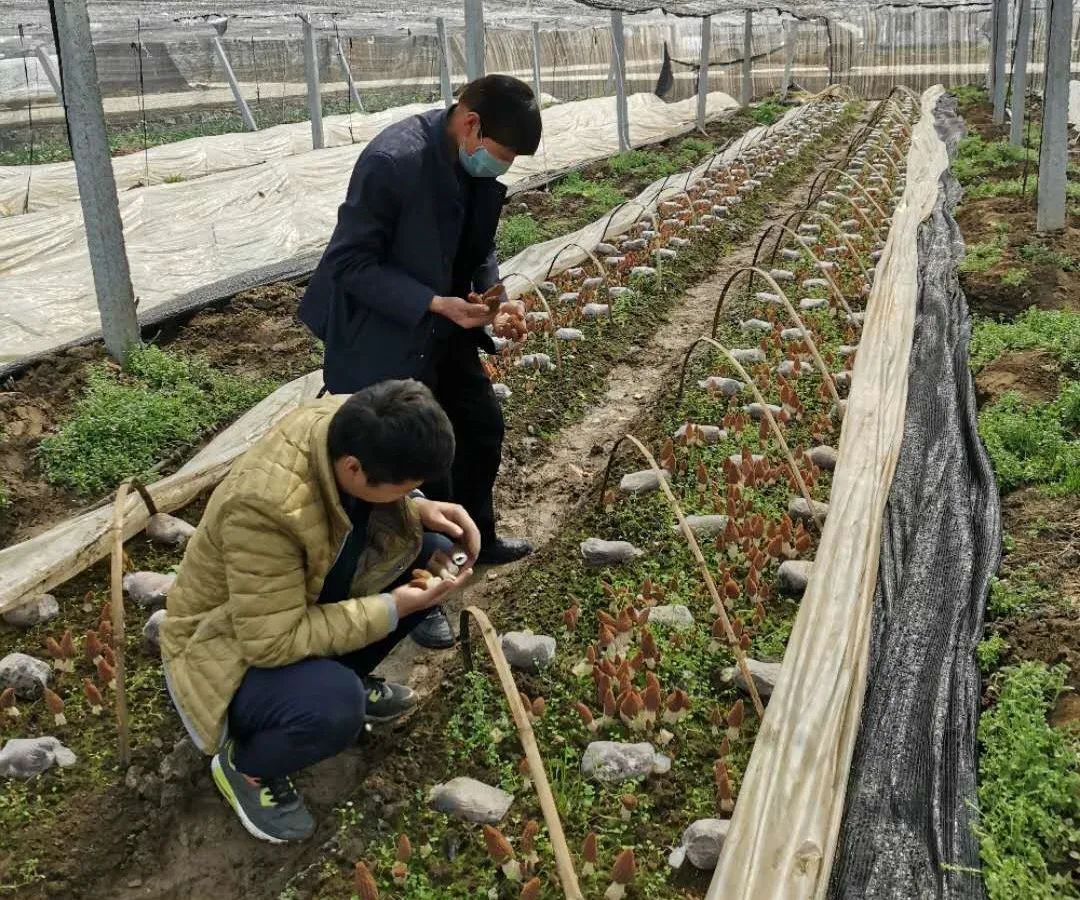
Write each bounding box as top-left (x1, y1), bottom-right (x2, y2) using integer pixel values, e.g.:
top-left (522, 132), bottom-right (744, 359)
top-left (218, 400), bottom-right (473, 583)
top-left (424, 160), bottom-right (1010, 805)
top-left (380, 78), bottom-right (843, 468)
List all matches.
top-left (409, 606), bottom-right (456, 649)
top-left (476, 537), bottom-right (534, 566)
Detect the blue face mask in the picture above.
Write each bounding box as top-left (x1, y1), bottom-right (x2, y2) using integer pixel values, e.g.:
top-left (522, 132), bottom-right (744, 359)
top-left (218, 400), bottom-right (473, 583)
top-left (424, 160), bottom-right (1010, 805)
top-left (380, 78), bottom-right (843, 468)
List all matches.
top-left (459, 131), bottom-right (512, 178)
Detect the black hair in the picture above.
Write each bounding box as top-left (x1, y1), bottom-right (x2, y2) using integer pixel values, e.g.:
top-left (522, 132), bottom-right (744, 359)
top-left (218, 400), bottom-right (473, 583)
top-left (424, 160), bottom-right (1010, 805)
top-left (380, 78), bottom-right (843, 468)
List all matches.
top-left (327, 380), bottom-right (455, 486)
top-left (459, 74), bottom-right (542, 155)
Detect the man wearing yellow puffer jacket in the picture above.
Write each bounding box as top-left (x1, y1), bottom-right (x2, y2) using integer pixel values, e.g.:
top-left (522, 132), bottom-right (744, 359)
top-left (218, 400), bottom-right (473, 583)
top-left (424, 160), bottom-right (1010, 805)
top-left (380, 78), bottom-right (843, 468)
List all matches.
top-left (161, 379), bottom-right (477, 844)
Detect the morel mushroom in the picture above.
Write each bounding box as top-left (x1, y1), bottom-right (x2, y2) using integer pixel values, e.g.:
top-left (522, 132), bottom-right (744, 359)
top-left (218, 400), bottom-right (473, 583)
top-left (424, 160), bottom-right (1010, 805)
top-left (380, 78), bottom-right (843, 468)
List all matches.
top-left (520, 877), bottom-right (542, 900)
top-left (521, 819), bottom-right (541, 869)
top-left (530, 696), bottom-right (547, 720)
top-left (44, 687), bottom-right (66, 726)
top-left (1, 687), bottom-right (19, 719)
top-left (483, 824), bottom-right (521, 881)
top-left (619, 794), bottom-right (638, 821)
top-left (44, 636), bottom-right (74, 674)
top-left (392, 833), bottom-right (411, 883)
top-left (726, 699), bottom-right (745, 740)
top-left (715, 759), bottom-right (735, 814)
top-left (353, 861), bottom-right (380, 900)
top-left (96, 657), bottom-right (116, 691)
top-left (605, 848), bottom-right (637, 900)
top-left (581, 831), bottom-right (599, 877)
top-left (83, 678), bottom-right (104, 715)
top-left (84, 630), bottom-right (105, 666)
top-left (574, 702), bottom-right (599, 733)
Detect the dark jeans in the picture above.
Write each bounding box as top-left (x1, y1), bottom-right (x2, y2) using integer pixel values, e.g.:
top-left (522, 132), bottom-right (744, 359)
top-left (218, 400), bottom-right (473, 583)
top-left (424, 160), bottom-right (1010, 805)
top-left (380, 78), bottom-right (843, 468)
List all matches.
top-left (420, 335), bottom-right (505, 548)
top-left (228, 532), bottom-right (451, 779)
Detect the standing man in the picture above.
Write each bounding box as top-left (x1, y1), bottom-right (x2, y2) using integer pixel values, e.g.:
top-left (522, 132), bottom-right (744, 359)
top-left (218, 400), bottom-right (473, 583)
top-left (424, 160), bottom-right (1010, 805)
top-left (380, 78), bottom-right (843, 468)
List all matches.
top-left (299, 75), bottom-right (542, 649)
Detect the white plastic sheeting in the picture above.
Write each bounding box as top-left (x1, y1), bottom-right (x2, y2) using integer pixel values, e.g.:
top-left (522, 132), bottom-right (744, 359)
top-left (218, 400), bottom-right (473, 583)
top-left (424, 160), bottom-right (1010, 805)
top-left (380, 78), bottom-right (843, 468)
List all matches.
top-left (0, 90), bottom-right (738, 366)
top-left (0, 94), bottom-right (810, 613)
top-left (706, 85), bottom-right (949, 900)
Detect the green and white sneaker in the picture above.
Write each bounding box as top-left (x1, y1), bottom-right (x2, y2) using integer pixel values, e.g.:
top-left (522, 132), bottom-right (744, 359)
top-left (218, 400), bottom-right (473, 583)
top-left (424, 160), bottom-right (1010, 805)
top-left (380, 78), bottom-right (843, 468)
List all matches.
top-left (363, 677), bottom-right (418, 723)
top-left (211, 739), bottom-right (315, 843)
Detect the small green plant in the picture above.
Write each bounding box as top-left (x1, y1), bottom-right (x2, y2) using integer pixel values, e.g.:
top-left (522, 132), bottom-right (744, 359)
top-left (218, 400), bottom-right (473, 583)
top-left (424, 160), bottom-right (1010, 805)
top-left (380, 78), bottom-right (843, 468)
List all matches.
top-left (162, 174), bottom-right (187, 184)
top-left (1001, 266), bottom-right (1030, 288)
top-left (1019, 241), bottom-right (1079, 272)
top-left (496, 213), bottom-right (545, 260)
top-left (551, 171), bottom-right (626, 217)
top-left (970, 308), bottom-right (1080, 373)
top-left (39, 345), bottom-right (275, 496)
top-left (749, 100), bottom-right (785, 126)
top-left (988, 566), bottom-right (1056, 618)
top-left (951, 84), bottom-right (988, 110)
top-left (976, 633), bottom-right (1009, 672)
top-left (953, 134), bottom-right (1036, 185)
top-left (959, 241), bottom-right (1004, 274)
top-left (978, 383), bottom-right (1080, 494)
top-left (977, 662), bottom-right (1080, 900)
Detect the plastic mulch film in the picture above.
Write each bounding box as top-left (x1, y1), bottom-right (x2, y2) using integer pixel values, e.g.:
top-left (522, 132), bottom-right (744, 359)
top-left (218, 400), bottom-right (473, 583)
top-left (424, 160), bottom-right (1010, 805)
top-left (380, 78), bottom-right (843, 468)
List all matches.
top-left (827, 93), bottom-right (1000, 900)
top-left (705, 85), bottom-right (951, 900)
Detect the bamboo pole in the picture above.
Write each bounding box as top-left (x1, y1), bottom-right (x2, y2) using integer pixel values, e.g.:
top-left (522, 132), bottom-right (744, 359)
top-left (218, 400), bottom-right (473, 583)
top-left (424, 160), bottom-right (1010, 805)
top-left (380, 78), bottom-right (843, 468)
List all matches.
top-left (109, 480), bottom-right (132, 769)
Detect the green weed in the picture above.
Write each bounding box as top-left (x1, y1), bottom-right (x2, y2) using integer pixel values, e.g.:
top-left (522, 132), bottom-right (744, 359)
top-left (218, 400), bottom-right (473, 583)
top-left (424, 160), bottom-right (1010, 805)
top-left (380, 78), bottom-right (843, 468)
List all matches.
top-left (951, 84), bottom-right (988, 110)
top-left (1001, 266), bottom-right (1030, 288)
top-left (39, 345), bottom-right (275, 496)
top-left (749, 100), bottom-right (786, 126)
top-left (976, 633), bottom-right (1009, 672)
top-left (496, 213), bottom-right (545, 260)
top-left (978, 383), bottom-right (1080, 494)
top-left (970, 308), bottom-right (1080, 373)
top-left (953, 134), bottom-right (1036, 185)
top-left (988, 566), bottom-right (1055, 618)
top-left (551, 171), bottom-right (626, 218)
top-left (162, 174), bottom-right (186, 184)
top-left (1019, 241), bottom-right (1079, 272)
top-left (977, 662), bottom-right (1080, 900)
top-left (960, 241), bottom-right (1004, 274)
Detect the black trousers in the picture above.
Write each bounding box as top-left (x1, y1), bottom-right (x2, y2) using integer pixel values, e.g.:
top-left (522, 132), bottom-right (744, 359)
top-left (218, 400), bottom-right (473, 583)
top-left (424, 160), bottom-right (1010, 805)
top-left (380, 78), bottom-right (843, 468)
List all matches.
top-left (419, 335), bottom-right (504, 548)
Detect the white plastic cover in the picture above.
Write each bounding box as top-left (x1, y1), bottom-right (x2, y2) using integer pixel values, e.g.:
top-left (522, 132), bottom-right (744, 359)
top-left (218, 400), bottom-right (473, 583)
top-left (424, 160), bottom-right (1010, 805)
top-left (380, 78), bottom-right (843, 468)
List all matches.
top-left (0, 90), bottom-right (738, 365)
top-left (705, 85), bottom-right (950, 900)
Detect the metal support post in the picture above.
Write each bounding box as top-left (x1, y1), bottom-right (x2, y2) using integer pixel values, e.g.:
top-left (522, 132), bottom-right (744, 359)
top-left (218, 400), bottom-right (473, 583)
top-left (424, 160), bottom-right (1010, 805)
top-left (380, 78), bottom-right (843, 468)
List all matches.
top-left (1008, 0), bottom-right (1031, 145)
top-left (781, 20), bottom-right (798, 100)
top-left (741, 9), bottom-right (752, 107)
top-left (991, 0), bottom-right (1009, 123)
top-left (300, 14), bottom-right (324, 150)
top-left (334, 32), bottom-right (364, 112)
top-left (49, 0), bottom-right (140, 364)
top-left (436, 17), bottom-right (454, 107)
top-left (610, 10), bottom-right (630, 152)
top-left (465, 0), bottom-right (485, 81)
top-left (531, 22), bottom-right (543, 101)
top-left (210, 34), bottom-right (258, 131)
top-left (34, 45), bottom-right (63, 99)
top-left (696, 16), bottom-right (711, 129)
top-left (1036, 0), bottom-right (1071, 231)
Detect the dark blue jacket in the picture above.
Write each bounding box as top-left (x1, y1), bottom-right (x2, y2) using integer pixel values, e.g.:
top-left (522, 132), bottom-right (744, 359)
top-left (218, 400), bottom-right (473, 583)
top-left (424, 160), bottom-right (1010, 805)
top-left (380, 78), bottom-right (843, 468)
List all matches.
top-left (299, 108), bottom-right (504, 392)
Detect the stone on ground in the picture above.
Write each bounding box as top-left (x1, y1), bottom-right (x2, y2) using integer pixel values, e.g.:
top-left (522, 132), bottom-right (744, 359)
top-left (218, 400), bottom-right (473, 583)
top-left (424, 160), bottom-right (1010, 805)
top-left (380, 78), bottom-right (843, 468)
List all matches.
top-left (580, 741), bottom-right (670, 782)
top-left (2, 594), bottom-right (59, 628)
top-left (673, 515), bottom-right (729, 538)
top-left (722, 658), bottom-right (783, 698)
top-left (730, 348), bottom-right (766, 365)
top-left (0, 737), bottom-right (77, 779)
top-left (788, 497), bottom-right (829, 524)
top-left (674, 423), bottom-right (725, 444)
top-left (644, 605), bottom-right (695, 631)
top-left (806, 445), bottom-right (838, 471)
top-left (619, 469), bottom-right (668, 495)
top-left (123, 572), bottom-right (177, 610)
top-left (500, 632), bottom-right (556, 673)
top-left (143, 609), bottom-right (167, 654)
top-left (158, 737), bottom-right (205, 783)
top-left (697, 376), bottom-right (743, 397)
top-left (778, 559), bottom-right (814, 595)
top-left (744, 402), bottom-right (783, 422)
top-left (580, 539), bottom-right (643, 567)
top-left (428, 777), bottom-right (513, 824)
top-left (556, 328), bottom-right (584, 342)
top-left (146, 513), bottom-right (196, 548)
top-left (0, 653), bottom-right (50, 700)
top-left (669, 818), bottom-right (732, 870)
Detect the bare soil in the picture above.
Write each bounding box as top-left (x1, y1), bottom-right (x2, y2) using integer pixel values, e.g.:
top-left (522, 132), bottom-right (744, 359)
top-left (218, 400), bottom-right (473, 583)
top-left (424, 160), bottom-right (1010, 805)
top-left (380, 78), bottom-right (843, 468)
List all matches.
top-left (974, 348), bottom-right (1063, 406)
top-left (0, 131), bottom-right (851, 900)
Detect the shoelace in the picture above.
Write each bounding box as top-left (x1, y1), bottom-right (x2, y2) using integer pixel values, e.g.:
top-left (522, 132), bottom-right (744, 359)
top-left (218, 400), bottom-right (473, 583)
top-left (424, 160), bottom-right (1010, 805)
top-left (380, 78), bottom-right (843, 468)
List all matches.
top-left (364, 677), bottom-right (386, 704)
top-left (264, 775), bottom-right (299, 807)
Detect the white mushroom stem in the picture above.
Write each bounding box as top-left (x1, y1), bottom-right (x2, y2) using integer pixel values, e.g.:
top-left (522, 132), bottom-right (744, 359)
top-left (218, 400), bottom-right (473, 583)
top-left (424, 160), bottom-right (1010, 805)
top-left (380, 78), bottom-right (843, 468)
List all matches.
top-left (604, 884), bottom-right (627, 900)
top-left (501, 860), bottom-right (522, 882)
top-left (54, 712), bottom-right (67, 726)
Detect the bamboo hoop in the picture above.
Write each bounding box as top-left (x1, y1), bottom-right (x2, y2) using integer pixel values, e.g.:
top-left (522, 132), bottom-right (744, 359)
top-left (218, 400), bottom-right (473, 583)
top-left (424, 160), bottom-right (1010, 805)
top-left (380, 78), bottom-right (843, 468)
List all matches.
top-left (543, 241), bottom-right (613, 283)
top-left (760, 223), bottom-right (856, 320)
top-left (501, 270), bottom-right (564, 372)
top-left (458, 606), bottom-right (584, 900)
top-left (820, 168), bottom-right (889, 221)
top-left (109, 480), bottom-right (133, 769)
top-left (806, 212), bottom-right (873, 284)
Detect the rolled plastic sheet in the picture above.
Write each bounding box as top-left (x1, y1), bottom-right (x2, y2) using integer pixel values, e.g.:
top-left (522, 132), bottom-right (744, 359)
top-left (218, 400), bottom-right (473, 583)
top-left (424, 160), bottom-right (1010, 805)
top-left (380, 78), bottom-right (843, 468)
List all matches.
top-left (705, 85), bottom-right (950, 900)
top-left (827, 93), bottom-right (999, 900)
top-left (0, 90), bottom-right (737, 366)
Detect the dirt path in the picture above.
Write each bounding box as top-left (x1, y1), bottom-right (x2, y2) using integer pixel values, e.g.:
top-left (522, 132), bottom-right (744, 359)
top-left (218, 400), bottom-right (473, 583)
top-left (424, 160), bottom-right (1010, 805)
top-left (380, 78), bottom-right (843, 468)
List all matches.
top-left (97, 138), bottom-right (848, 900)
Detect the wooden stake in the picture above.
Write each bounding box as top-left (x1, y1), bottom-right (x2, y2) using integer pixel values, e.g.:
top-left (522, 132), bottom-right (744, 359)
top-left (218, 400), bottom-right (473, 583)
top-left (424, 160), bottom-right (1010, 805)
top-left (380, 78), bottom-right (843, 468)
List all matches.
top-left (109, 480), bottom-right (132, 768)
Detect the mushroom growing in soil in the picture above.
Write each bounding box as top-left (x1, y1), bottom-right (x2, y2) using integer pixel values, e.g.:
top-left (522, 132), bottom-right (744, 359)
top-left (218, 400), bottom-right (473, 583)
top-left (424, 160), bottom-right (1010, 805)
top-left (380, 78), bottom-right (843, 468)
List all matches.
top-left (726, 699), bottom-right (745, 740)
top-left (520, 877), bottom-right (542, 900)
top-left (619, 794), bottom-right (638, 821)
top-left (44, 687), bottom-right (66, 726)
top-left (84, 630), bottom-right (105, 666)
top-left (521, 819), bottom-right (541, 870)
top-left (605, 848), bottom-right (637, 900)
top-left (483, 825), bottom-right (521, 882)
top-left (44, 635), bottom-right (75, 674)
top-left (1, 687), bottom-right (19, 719)
top-left (574, 702), bottom-right (599, 733)
top-left (715, 759), bottom-right (735, 814)
top-left (353, 861), bottom-right (380, 900)
top-left (530, 696), bottom-right (547, 720)
top-left (83, 679), bottom-right (104, 715)
top-left (581, 832), bottom-right (599, 877)
top-left (392, 834), bottom-right (411, 885)
top-left (96, 657), bottom-right (116, 691)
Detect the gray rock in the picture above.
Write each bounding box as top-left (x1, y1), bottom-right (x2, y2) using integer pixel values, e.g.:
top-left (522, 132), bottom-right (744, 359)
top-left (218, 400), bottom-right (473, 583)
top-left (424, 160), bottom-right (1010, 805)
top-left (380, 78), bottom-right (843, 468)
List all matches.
top-left (0, 737), bottom-right (77, 779)
top-left (0, 653), bottom-right (51, 700)
top-left (619, 469), bottom-right (668, 495)
top-left (582, 303), bottom-right (611, 319)
top-left (788, 497), bottom-right (829, 524)
top-left (580, 538), bottom-right (643, 568)
top-left (744, 402), bottom-right (783, 422)
top-left (566, 267), bottom-right (586, 279)
top-left (645, 604), bottom-right (695, 631)
top-left (781, 327), bottom-right (806, 343)
top-left (654, 248), bottom-right (677, 261)
top-left (581, 276), bottom-right (605, 290)
top-left (778, 560), bottom-right (814, 595)
top-left (839, 344), bottom-right (859, 357)
top-left (697, 376), bottom-right (744, 397)
top-left (558, 292), bottom-right (580, 304)
top-left (145, 513), bottom-right (196, 548)
top-left (831, 400), bottom-right (848, 422)
top-left (728, 452), bottom-right (765, 467)
top-left (538, 281), bottom-right (557, 296)
top-left (630, 266), bottom-right (657, 279)
top-left (142, 609), bottom-right (166, 653)
top-left (674, 515), bottom-right (729, 538)
top-left (779, 248), bottom-right (802, 261)
top-left (755, 291), bottom-right (781, 305)
top-left (492, 383), bottom-right (512, 402)
top-left (802, 278), bottom-right (830, 290)
top-left (620, 238), bottom-right (647, 252)
top-left (807, 445), bottom-right (838, 471)
top-left (525, 311), bottom-right (549, 324)
top-left (428, 777), bottom-right (513, 824)
top-left (516, 353), bottom-right (555, 373)
top-left (722, 658), bottom-right (783, 699)
top-left (158, 737), bottom-right (204, 783)
top-left (604, 256), bottom-right (626, 268)
top-left (730, 348), bottom-right (766, 365)
top-left (595, 242), bottom-right (618, 256)
top-left (847, 311), bottom-right (866, 325)
top-left (556, 327), bottom-right (584, 342)
top-left (123, 571), bottom-right (176, 610)
top-left (671, 818), bottom-right (732, 870)
top-left (581, 741), bottom-right (670, 782)
top-left (799, 297), bottom-right (829, 311)
top-left (769, 268), bottom-right (795, 282)
top-left (674, 423), bottom-right (725, 444)
top-left (607, 287), bottom-right (631, 298)
top-left (500, 632), bottom-right (557, 673)
top-left (2, 594), bottom-right (59, 628)
top-left (740, 318), bottom-right (773, 334)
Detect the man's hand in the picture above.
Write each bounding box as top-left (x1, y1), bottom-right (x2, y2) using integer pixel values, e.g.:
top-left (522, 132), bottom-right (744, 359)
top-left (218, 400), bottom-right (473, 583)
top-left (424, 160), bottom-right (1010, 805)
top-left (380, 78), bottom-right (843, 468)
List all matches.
top-left (492, 299), bottom-right (528, 341)
top-left (431, 295), bottom-right (493, 330)
top-left (391, 569), bottom-right (472, 619)
top-left (412, 498), bottom-right (481, 566)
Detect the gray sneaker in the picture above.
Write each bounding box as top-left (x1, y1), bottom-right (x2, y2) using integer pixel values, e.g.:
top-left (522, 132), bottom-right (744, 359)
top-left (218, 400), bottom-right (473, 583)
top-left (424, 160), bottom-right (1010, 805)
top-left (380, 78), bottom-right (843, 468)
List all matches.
top-left (363, 677), bottom-right (418, 723)
top-left (211, 739), bottom-right (315, 843)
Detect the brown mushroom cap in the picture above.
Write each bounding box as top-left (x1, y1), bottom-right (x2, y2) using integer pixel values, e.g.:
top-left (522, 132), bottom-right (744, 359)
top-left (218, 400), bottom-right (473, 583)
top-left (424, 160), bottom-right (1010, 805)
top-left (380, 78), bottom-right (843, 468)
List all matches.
top-left (353, 861), bottom-right (380, 900)
top-left (520, 877), bottom-right (542, 900)
top-left (396, 834), bottom-right (412, 863)
top-left (483, 825), bottom-right (514, 864)
top-left (582, 831), bottom-right (598, 863)
top-left (44, 688), bottom-right (64, 715)
top-left (611, 848), bottom-right (637, 885)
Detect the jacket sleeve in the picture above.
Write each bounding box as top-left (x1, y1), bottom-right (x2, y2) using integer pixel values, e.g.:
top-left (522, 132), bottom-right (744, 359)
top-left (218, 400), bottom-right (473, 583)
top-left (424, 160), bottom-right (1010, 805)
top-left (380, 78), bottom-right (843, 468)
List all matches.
top-left (323, 150), bottom-right (436, 328)
top-left (473, 244), bottom-right (501, 294)
top-left (220, 500), bottom-right (394, 667)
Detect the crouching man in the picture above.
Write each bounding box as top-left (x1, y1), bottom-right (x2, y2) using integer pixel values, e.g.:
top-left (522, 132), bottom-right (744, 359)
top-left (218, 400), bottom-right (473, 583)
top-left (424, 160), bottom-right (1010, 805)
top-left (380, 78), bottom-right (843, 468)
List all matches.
top-left (160, 379), bottom-right (476, 843)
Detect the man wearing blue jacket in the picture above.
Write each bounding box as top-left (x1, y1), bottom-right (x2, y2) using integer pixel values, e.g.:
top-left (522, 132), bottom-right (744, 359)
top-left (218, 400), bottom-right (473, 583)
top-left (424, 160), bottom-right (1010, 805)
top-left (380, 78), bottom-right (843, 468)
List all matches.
top-left (299, 75), bottom-right (541, 649)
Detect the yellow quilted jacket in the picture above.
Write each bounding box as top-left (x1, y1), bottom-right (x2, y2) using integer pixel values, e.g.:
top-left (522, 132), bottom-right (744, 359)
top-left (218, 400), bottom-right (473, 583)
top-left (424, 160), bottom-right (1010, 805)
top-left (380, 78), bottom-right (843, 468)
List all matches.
top-left (161, 396), bottom-right (422, 752)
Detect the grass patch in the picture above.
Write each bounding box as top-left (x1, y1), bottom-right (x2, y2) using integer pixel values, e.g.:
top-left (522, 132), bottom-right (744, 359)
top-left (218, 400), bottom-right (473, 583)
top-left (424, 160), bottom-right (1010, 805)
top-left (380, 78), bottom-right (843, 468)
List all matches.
top-left (953, 134), bottom-right (1036, 185)
top-left (988, 565), bottom-right (1056, 618)
top-left (978, 382), bottom-right (1080, 494)
top-left (970, 308), bottom-right (1080, 373)
top-left (960, 241), bottom-right (1005, 274)
top-left (496, 213), bottom-right (546, 261)
top-left (551, 171), bottom-right (626, 219)
top-left (1019, 240), bottom-right (1079, 272)
top-left (977, 633), bottom-right (1009, 672)
top-left (39, 345), bottom-right (275, 496)
top-left (1001, 266), bottom-right (1030, 288)
top-left (749, 100), bottom-right (786, 126)
top-left (977, 662), bottom-right (1080, 900)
